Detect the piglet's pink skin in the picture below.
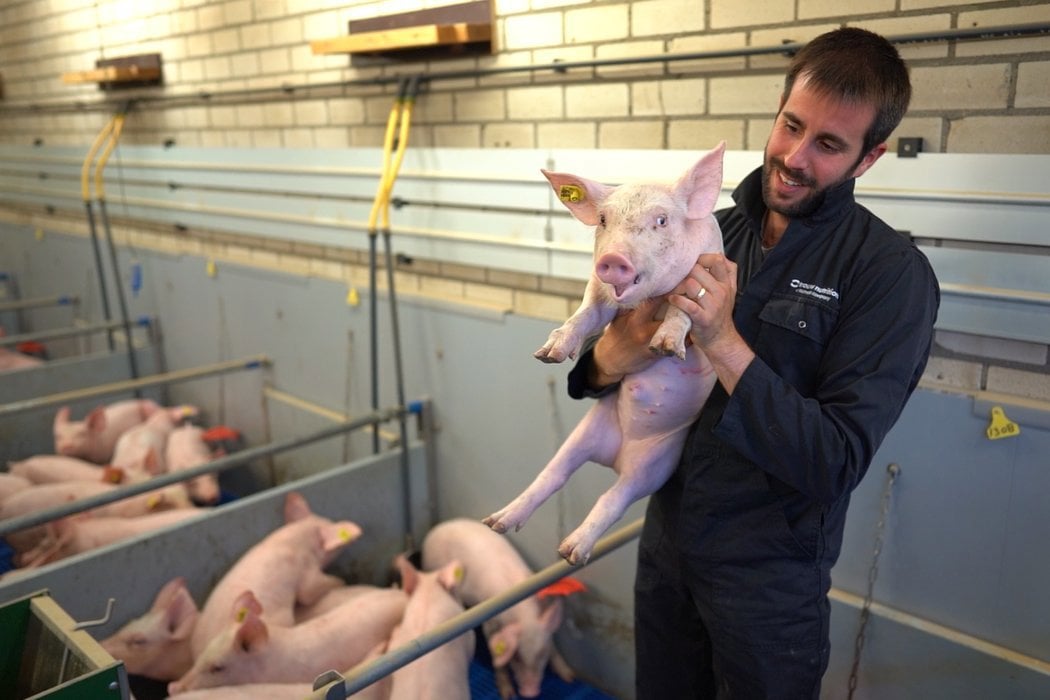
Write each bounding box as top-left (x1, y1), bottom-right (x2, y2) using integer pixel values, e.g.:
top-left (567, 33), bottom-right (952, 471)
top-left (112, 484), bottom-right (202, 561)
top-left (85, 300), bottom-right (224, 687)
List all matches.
top-left (8, 454), bottom-right (111, 485)
top-left (169, 586), bottom-right (406, 693)
top-left (0, 473), bottom-right (31, 501)
top-left (387, 556), bottom-right (474, 700)
top-left (189, 492), bottom-right (362, 658)
top-left (100, 576), bottom-right (199, 682)
top-left (0, 347), bottom-right (44, 372)
top-left (165, 424), bottom-right (221, 504)
top-left (18, 509), bottom-right (207, 569)
top-left (53, 399), bottom-right (162, 464)
top-left (485, 143), bottom-right (726, 566)
top-left (423, 518), bottom-right (574, 698)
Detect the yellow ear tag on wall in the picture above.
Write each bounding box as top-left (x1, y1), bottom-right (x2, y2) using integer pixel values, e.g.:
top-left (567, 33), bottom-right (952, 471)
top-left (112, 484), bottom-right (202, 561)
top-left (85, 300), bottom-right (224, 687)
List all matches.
top-left (986, 405), bottom-right (1020, 440)
top-left (346, 287), bottom-right (360, 306)
top-left (206, 259), bottom-right (217, 278)
top-left (559, 185), bottom-right (584, 203)
top-left (34, 227), bottom-right (45, 240)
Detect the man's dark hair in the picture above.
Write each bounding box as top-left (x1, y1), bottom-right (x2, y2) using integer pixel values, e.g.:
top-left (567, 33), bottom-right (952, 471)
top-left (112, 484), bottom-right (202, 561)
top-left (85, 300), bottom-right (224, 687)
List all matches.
top-left (783, 27), bottom-right (911, 155)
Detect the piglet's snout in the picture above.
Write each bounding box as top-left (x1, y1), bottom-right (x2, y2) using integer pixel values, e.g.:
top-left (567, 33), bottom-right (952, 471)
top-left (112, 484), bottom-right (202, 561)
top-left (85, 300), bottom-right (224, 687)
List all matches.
top-left (595, 253), bottom-right (638, 289)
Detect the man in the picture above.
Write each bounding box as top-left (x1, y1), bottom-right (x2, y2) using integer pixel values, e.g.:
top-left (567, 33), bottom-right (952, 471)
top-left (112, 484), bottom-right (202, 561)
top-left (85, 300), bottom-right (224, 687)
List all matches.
top-left (567, 27), bottom-right (940, 698)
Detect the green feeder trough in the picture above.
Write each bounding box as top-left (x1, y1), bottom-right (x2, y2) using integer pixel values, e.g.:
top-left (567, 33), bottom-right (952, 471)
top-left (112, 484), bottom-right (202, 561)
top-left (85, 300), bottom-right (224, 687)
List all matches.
top-left (0, 590), bottom-right (129, 700)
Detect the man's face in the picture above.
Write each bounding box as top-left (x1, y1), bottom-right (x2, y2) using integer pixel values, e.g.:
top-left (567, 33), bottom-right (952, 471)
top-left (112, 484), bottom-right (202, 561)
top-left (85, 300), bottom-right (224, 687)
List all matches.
top-left (762, 75), bottom-right (886, 219)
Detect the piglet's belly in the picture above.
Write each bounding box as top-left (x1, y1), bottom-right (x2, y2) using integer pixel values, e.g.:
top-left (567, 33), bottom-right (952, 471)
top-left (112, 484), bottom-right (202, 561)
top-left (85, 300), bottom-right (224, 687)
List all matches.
top-left (619, 349), bottom-right (715, 435)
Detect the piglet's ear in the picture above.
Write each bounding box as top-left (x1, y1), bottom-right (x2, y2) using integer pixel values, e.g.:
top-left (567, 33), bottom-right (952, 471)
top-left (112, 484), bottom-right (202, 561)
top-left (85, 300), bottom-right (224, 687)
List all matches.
top-left (541, 170), bottom-right (614, 227)
top-left (488, 624), bottom-right (520, 668)
top-left (85, 406), bottom-right (107, 433)
top-left (54, 406), bottom-right (71, 428)
top-left (678, 141), bottom-right (726, 220)
top-left (235, 613), bottom-right (269, 653)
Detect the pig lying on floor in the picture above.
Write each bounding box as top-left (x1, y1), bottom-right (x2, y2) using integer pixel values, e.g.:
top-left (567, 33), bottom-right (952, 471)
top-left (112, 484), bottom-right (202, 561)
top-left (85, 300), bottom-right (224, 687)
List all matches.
top-left (486, 143), bottom-right (726, 565)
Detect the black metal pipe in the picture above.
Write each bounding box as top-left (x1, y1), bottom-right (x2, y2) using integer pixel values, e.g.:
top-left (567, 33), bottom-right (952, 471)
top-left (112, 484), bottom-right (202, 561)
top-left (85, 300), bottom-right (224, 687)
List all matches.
top-left (0, 405), bottom-right (408, 537)
top-left (97, 197), bottom-right (140, 384)
top-left (83, 201), bottom-right (115, 351)
top-left (1, 23), bottom-right (1047, 115)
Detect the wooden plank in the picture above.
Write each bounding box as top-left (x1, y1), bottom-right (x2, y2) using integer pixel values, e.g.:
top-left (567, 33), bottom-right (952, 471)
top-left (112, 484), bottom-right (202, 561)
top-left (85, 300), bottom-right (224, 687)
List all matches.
top-left (61, 65), bottom-right (161, 84)
top-left (311, 22), bottom-right (491, 55)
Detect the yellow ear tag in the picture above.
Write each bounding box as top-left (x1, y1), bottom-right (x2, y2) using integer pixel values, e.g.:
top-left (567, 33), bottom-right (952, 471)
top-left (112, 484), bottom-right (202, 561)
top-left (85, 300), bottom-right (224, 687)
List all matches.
top-left (338, 527), bottom-right (353, 541)
top-left (346, 287), bottom-right (360, 306)
top-left (34, 227), bottom-right (45, 241)
top-left (147, 494), bottom-right (161, 509)
top-left (206, 259), bottom-right (217, 277)
top-left (236, 606), bottom-right (249, 622)
top-left (986, 406), bottom-right (1020, 440)
top-left (454, 565), bottom-right (464, 582)
top-left (493, 640), bottom-right (507, 655)
top-left (558, 185), bottom-right (584, 203)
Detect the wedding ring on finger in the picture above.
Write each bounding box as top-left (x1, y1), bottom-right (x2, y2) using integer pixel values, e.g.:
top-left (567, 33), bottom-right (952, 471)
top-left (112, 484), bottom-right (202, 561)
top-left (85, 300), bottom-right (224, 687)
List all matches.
top-left (695, 286), bottom-right (707, 300)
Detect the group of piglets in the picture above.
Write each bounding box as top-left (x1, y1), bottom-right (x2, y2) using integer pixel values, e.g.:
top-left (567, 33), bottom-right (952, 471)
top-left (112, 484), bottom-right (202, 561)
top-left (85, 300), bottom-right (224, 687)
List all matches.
top-left (99, 501), bottom-right (581, 700)
top-left (0, 398), bottom-right (229, 571)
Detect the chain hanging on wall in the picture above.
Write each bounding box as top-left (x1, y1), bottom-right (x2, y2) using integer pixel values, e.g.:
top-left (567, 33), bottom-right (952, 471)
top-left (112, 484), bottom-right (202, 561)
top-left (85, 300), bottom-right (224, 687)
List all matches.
top-left (847, 461), bottom-right (901, 699)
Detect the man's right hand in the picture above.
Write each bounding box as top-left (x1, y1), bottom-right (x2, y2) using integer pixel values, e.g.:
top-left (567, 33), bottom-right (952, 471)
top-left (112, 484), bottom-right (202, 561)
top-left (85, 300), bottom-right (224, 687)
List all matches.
top-left (589, 298), bottom-right (665, 389)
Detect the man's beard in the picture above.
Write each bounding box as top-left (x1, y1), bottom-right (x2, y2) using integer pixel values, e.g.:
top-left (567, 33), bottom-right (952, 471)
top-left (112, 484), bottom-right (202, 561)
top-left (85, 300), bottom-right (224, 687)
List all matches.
top-left (761, 156), bottom-right (830, 219)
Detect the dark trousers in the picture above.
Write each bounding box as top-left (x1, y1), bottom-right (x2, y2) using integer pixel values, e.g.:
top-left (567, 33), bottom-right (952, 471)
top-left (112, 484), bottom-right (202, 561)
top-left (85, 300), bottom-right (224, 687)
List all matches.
top-left (633, 469), bottom-right (831, 700)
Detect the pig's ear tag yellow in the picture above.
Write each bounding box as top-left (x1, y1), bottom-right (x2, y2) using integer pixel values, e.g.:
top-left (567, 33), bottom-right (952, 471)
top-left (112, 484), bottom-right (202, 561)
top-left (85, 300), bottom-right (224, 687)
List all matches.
top-left (986, 405), bottom-right (1020, 440)
top-left (559, 184), bottom-right (584, 203)
top-left (492, 640), bottom-right (507, 655)
top-left (236, 606), bottom-right (249, 622)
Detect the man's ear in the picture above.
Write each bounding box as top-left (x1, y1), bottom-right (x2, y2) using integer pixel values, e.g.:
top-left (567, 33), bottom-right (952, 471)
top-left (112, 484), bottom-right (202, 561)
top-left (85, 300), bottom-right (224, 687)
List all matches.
top-left (852, 143), bottom-right (887, 179)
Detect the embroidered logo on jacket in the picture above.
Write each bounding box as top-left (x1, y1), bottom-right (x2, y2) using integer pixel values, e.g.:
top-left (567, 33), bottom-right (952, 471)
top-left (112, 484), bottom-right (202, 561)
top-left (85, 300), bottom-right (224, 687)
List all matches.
top-left (790, 279), bottom-right (839, 302)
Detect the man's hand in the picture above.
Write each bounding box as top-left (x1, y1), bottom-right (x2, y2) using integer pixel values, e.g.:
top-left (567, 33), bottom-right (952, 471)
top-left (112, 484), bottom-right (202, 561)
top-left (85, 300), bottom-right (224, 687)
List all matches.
top-left (589, 297), bottom-right (664, 389)
top-left (667, 252), bottom-right (755, 394)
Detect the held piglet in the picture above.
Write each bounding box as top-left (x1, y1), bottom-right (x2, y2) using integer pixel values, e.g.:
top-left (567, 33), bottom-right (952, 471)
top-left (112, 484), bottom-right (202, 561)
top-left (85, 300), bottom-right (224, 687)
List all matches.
top-left (485, 143), bottom-right (726, 565)
top-left (422, 518), bottom-right (576, 698)
top-left (99, 576), bottom-right (199, 682)
top-left (53, 399), bottom-right (163, 464)
top-left (165, 424), bottom-right (222, 504)
top-left (190, 491), bottom-right (362, 657)
top-left (169, 586), bottom-right (407, 693)
top-left (387, 556), bottom-right (475, 700)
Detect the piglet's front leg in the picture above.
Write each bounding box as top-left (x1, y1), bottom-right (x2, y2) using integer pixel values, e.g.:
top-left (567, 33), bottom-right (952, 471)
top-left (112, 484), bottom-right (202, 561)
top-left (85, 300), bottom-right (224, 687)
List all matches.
top-left (647, 303), bottom-right (692, 359)
top-left (534, 277), bottom-right (617, 364)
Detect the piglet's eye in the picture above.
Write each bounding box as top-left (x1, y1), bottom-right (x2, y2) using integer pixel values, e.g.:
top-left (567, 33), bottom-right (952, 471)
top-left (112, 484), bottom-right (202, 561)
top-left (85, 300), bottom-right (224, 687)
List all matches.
top-left (599, 214), bottom-right (607, 226)
top-left (655, 215), bottom-right (667, 226)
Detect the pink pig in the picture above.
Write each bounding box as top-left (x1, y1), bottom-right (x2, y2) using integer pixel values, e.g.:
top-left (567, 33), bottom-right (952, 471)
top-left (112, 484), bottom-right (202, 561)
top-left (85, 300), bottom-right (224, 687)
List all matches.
top-left (0, 472), bottom-right (32, 501)
top-left (100, 576), bottom-right (200, 681)
top-left (422, 518), bottom-right (575, 698)
top-left (111, 406), bottom-right (196, 476)
top-left (170, 586), bottom-right (407, 693)
top-left (165, 424), bottom-right (221, 504)
top-left (190, 491), bottom-right (363, 657)
top-left (387, 555), bottom-right (474, 700)
top-left (18, 508), bottom-right (207, 568)
top-left (53, 399), bottom-right (163, 464)
top-left (485, 143), bottom-right (726, 565)
top-left (8, 454), bottom-right (113, 485)
top-left (0, 480), bottom-right (192, 557)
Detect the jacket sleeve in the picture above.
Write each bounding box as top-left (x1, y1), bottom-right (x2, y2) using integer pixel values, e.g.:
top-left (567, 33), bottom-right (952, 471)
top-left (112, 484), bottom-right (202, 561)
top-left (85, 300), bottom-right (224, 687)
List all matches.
top-left (566, 335), bottom-right (621, 400)
top-left (713, 248), bottom-right (940, 504)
